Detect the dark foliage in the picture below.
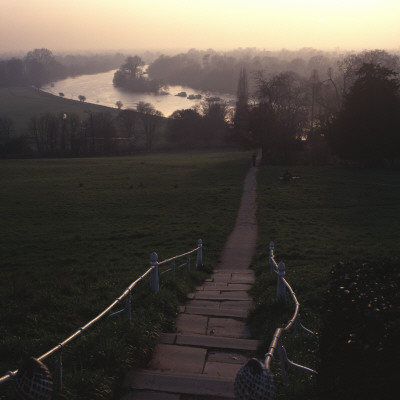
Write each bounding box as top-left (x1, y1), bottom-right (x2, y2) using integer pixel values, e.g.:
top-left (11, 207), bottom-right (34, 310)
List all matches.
top-left (327, 63), bottom-right (400, 165)
top-left (113, 56), bottom-right (163, 93)
top-left (167, 101), bottom-right (229, 149)
top-left (318, 260), bottom-right (400, 399)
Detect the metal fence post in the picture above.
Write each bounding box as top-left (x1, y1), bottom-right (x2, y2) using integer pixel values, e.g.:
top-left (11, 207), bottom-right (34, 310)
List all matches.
top-left (269, 241), bottom-right (275, 275)
top-left (196, 239), bottom-right (203, 270)
top-left (278, 339), bottom-right (287, 386)
top-left (150, 252), bottom-right (159, 293)
top-left (127, 289), bottom-right (132, 321)
top-left (277, 262), bottom-right (286, 304)
top-left (55, 350), bottom-right (63, 390)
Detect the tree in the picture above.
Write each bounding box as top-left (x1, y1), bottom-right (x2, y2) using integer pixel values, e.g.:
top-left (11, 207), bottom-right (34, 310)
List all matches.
top-left (78, 95), bottom-right (86, 102)
top-left (136, 102), bottom-right (163, 151)
top-left (233, 68), bottom-right (250, 147)
top-left (116, 100), bottom-right (123, 109)
top-left (25, 48), bottom-right (64, 87)
top-left (113, 56), bottom-right (162, 93)
top-left (117, 109), bottom-right (138, 151)
top-left (168, 108), bottom-right (203, 148)
top-left (327, 63), bottom-right (400, 165)
top-left (199, 100), bottom-right (230, 147)
top-left (253, 71), bottom-right (308, 164)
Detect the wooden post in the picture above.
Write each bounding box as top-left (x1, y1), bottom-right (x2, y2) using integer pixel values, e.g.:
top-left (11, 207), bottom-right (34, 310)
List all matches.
top-left (150, 252), bottom-right (159, 293)
top-left (196, 239), bottom-right (203, 270)
top-left (277, 262), bottom-right (286, 304)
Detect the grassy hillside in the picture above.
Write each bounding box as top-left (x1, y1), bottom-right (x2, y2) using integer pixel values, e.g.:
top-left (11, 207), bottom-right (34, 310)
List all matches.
top-left (0, 87), bottom-right (120, 135)
top-left (0, 151), bottom-right (251, 399)
top-left (250, 165), bottom-right (400, 399)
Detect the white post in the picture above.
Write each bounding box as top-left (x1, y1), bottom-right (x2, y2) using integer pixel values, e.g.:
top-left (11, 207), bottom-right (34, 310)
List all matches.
top-left (277, 262), bottom-right (286, 303)
top-left (278, 339), bottom-right (287, 386)
top-left (196, 239), bottom-right (203, 270)
top-left (269, 241), bottom-right (275, 275)
top-left (150, 252), bottom-right (159, 293)
top-left (55, 351), bottom-right (63, 390)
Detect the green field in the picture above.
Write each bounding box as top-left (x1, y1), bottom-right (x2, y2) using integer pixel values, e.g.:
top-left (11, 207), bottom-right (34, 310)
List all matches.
top-left (0, 87), bottom-right (122, 136)
top-left (1, 155), bottom-right (399, 399)
top-left (0, 151), bottom-right (250, 398)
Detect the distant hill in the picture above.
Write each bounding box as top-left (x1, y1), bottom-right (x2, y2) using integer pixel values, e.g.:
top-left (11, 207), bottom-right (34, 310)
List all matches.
top-left (0, 87), bottom-right (118, 135)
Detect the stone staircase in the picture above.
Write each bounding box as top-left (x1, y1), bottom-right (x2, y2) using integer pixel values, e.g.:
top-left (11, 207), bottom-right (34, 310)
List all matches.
top-left (121, 269), bottom-right (258, 400)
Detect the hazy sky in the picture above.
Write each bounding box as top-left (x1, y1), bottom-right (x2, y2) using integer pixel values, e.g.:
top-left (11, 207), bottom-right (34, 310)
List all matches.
top-left (1, 0), bottom-right (399, 53)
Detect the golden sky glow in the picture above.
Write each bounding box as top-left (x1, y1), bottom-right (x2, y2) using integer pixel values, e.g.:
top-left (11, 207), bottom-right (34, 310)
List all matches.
top-left (1, 0), bottom-right (399, 52)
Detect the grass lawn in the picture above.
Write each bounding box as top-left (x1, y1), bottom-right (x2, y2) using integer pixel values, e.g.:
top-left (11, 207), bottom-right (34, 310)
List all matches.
top-left (250, 164), bottom-right (400, 399)
top-left (0, 151), bottom-right (251, 399)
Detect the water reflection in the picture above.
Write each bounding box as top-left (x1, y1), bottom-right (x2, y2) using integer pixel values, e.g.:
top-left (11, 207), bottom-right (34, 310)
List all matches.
top-left (42, 70), bottom-right (235, 117)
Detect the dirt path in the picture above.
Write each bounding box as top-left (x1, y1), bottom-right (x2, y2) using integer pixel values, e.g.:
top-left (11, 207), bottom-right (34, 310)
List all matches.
top-left (121, 154), bottom-right (260, 400)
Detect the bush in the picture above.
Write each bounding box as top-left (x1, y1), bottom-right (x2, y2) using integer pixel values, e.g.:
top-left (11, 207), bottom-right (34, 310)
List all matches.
top-left (318, 260), bottom-right (400, 399)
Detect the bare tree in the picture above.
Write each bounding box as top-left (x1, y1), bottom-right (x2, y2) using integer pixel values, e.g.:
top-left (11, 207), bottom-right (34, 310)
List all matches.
top-left (136, 102), bottom-right (163, 151)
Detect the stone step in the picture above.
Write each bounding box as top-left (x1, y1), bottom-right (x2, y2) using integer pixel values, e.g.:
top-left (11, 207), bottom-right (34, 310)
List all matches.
top-left (157, 334), bottom-right (259, 351)
top-left (194, 291), bottom-right (252, 301)
top-left (198, 283), bottom-right (252, 291)
top-left (175, 334), bottom-right (259, 351)
top-left (184, 306), bottom-right (248, 319)
top-left (122, 370), bottom-right (235, 399)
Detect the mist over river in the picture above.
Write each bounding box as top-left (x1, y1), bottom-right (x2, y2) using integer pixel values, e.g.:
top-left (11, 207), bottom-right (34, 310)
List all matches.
top-left (42, 70), bottom-right (235, 117)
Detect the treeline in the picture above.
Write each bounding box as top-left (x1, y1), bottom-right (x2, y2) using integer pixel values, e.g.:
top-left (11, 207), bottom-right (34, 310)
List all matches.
top-left (147, 47), bottom-right (400, 95)
top-left (147, 48), bottom-right (340, 94)
top-left (0, 103), bottom-right (165, 157)
top-left (0, 49), bottom-right (126, 88)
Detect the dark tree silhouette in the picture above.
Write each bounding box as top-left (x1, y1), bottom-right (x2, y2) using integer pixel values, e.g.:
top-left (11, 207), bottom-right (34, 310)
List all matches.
top-left (327, 63), bottom-right (400, 165)
top-left (253, 71), bottom-right (308, 164)
top-left (113, 56), bottom-right (163, 93)
top-left (168, 108), bottom-right (203, 148)
top-left (136, 102), bottom-right (163, 151)
top-left (233, 68), bottom-right (250, 147)
top-left (117, 109), bottom-right (139, 151)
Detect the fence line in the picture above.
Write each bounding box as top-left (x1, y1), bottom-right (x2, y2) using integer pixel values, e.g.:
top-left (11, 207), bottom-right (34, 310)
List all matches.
top-left (0, 239), bottom-right (203, 393)
top-left (264, 241), bottom-right (317, 384)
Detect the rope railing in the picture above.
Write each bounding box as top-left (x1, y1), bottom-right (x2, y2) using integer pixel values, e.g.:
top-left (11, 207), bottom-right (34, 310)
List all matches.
top-left (264, 241), bottom-right (317, 381)
top-left (234, 241), bottom-right (317, 400)
top-left (0, 239), bottom-right (203, 398)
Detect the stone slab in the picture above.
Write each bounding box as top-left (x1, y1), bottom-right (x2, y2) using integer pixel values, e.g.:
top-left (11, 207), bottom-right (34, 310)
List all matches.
top-left (149, 344), bottom-right (207, 374)
top-left (212, 273), bottom-right (232, 282)
top-left (176, 314), bottom-right (208, 335)
top-left (208, 317), bottom-right (251, 339)
top-left (175, 334), bottom-right (259, 351)
top-left (194, 291), bottom-right (251, 301)
top-left (203, 361), bottom-right (242, 378)
top-left (158, 333), bottom-right (177, 344)
top-left (202, 282), bottom-right (229, 289)
top-left (184, 306), bottom-right (247, 319)
top-left (207, 351), bottom-right (250, 365)
top-left (220, 291), bottom-right (252, 301)
top-left (124, 370), bottom-right (235, 397)
top-left (186, 300), bottom-right (220, 309)
top-left (220, 300), bottom-right (252, 310)
top-left (225, 283), bottom-right (252, 291)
